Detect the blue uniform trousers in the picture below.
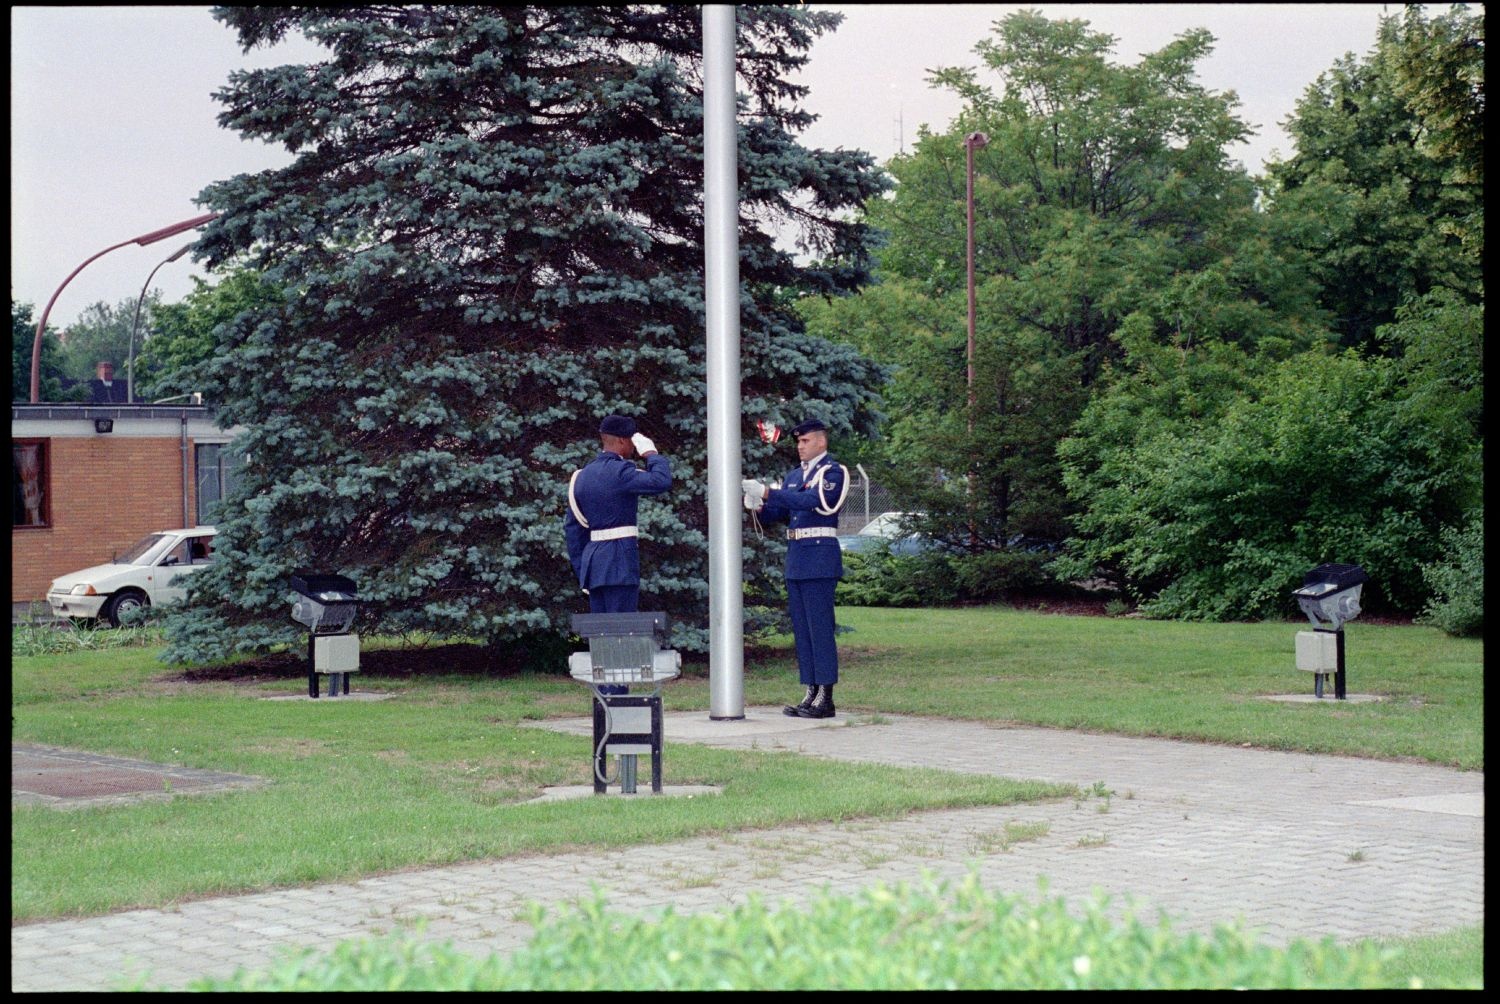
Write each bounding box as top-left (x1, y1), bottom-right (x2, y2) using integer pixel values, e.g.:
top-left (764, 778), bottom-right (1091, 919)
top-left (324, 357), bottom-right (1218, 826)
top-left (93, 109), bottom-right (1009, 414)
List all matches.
top-left (787, 577), bottom-right (839, 686)
top-left (588, 585), bottom-right (639, 614)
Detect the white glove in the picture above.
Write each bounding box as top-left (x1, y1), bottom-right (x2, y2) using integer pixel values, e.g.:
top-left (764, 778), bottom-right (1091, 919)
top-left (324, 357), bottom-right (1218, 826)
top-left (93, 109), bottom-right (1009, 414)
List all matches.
top-left (743, 492), bottom-right (761, 511)
top-left (631, 432), bottom-right (656, 456)
top-left (742, 478), bottom-right (768, 501)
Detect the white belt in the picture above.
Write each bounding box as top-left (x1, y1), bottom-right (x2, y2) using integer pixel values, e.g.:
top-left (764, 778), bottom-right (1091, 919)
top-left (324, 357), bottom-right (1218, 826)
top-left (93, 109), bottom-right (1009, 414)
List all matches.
top-left (591, 526), bottom-right (639, 542)
top-left (787, 527), bottom-right (838, 540)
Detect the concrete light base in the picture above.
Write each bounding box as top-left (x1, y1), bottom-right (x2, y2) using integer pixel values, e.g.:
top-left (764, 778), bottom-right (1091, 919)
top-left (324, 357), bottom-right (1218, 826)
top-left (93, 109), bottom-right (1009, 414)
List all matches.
top-left (261, 691), bottom-right (395, 702)
top-left (1257, 693), bottom-right (1386, 704)
top-left (529, 784), bottom-right (723, 803)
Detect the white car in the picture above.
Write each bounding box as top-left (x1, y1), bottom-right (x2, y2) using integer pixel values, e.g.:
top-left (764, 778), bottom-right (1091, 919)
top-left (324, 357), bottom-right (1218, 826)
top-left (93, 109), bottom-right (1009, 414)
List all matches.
top-left (46, 527), bottom-right (218, 627)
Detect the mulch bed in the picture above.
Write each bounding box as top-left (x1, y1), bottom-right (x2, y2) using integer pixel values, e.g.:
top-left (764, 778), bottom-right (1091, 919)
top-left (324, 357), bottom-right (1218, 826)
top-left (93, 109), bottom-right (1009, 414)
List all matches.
top-left (170, 598), bottom-right (1412, 683)
top-left (177, 643), bottom-right (529, 682)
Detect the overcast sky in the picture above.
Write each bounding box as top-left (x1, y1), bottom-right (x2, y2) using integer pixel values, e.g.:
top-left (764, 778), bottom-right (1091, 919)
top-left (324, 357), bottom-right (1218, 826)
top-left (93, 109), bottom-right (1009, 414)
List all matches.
top-left (11, 4), bottom-right (1392, 332)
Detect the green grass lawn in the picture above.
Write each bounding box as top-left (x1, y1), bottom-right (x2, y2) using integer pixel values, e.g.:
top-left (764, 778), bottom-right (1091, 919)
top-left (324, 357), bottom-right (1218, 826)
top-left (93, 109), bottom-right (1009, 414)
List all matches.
top-left (807, 607), bottom-right (1484, 769)
top-left (10, 632), bottom-right (1064, 921)
top-left (11, 605), bottom-right (1483, 930)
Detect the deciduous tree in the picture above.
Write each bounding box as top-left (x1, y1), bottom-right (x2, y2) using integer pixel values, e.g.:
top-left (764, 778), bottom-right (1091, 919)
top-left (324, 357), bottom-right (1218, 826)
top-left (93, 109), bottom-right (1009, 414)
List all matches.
top-left (803, 10), bottom-right (1324, 554)
top-left (56, 297), bottom-right (158, 391)
top-left (11, 301), bottom-right (82, 403)
top-left (133, 269), bottom-right (283, 403)
top-left (1261, 5), bottom-right (1482, 352)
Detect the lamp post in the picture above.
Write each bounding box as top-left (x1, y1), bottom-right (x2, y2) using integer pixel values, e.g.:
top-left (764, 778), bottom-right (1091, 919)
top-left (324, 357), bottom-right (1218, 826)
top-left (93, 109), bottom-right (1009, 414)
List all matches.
top-left (29, 211), bottom-right (219, 403)
top-left (964, 131), bottom-right (988, 551)
top-left (964, 131), bottom-right (988, 428)
top-left (127, 242), bottom-right (195, 403)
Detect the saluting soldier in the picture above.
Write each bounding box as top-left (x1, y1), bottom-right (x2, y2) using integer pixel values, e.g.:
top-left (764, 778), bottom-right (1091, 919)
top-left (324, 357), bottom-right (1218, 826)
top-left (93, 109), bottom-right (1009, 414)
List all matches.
top-left (742, 418), bottom-right (850, 719)
top-left (563, 414), bottom-right (672, 616)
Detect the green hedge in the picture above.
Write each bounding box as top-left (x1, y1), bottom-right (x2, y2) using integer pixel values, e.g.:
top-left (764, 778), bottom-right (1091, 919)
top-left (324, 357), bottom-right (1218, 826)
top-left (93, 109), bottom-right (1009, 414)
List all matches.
top-left (836, 547), bottom-right (1056, 607)
top-left (163, 874), bottom-right (1427, 991)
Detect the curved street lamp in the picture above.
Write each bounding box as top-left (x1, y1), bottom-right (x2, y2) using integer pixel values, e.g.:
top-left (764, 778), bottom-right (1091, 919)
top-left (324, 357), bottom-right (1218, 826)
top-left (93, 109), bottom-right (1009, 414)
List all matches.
top-left (28, 211), bottom-right (220, 403)
top-left (126, 242), bottom-right (195, 403)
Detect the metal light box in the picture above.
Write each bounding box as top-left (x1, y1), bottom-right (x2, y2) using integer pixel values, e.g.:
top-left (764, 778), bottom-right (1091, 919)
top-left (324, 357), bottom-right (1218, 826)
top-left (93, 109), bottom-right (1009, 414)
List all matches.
top-left (313, 633), bottom-right (360, 674)
top-left (1294, 631), bottom-right (1339, 672)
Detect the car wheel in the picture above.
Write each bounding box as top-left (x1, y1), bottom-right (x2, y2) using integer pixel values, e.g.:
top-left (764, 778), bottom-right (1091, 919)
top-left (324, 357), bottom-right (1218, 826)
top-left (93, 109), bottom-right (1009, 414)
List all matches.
top-left (104, 590), bottom-right (150, 628)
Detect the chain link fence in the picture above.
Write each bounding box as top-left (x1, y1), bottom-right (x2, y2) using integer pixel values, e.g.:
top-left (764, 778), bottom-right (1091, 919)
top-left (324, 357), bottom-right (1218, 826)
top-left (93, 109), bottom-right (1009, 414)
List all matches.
top-left (840, 465), bottom-right (900, 533)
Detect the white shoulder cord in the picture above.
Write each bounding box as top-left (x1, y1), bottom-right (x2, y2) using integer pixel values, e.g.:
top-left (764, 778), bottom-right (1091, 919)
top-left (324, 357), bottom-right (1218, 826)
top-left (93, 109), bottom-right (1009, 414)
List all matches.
top-left (568, 469), bottom-right (590, 529)
top-left (812, 463), bottom-right (850, 516)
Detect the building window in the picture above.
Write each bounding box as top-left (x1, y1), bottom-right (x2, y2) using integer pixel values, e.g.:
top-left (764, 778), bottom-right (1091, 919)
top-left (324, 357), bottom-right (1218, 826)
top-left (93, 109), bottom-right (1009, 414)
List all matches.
top-left (13, 440), bottom-right (51, 528)
top-left (195, 443), bottom-right (244, 526)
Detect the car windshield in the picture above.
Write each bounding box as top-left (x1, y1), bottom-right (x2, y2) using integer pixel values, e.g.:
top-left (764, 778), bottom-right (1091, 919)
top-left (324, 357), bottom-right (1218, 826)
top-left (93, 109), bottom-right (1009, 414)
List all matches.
top-left (115, 533), bottom-right (176, 566)
top-left (859, 513), bottom-right (917, 537)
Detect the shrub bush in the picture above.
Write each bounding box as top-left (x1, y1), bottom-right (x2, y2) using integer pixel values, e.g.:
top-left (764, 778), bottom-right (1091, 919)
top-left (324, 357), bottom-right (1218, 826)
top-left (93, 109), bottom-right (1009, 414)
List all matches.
top-left (1418, 508), bottom-right (1482, 637)
top-left (836, 547), bottom-right (958, 607)
top-left (836, 546), bottom-right (1059, 608)
top-left (949, 549), bottom-right (1055, 600)
top-left (1062, 353), bottom-right (1469, 621)
top-left (173, 875), bottom-right (1413, 990)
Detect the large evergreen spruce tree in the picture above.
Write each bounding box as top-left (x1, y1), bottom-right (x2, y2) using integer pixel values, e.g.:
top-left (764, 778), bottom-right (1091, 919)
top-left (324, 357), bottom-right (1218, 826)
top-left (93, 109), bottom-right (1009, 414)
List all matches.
top-left (163, 6), bottom-right (887, 662)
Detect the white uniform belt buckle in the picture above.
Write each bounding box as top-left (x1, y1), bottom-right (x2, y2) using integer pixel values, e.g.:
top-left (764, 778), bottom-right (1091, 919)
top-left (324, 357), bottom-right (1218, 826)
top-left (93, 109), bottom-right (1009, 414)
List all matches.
top-left (787, 527), bottom-right (837, 540)
top-left (591, 526), bottom-right (639, 542)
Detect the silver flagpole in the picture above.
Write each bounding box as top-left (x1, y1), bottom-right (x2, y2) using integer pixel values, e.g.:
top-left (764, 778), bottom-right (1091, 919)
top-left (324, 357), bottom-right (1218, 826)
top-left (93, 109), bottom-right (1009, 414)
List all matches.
top-left (703, 4), bottom-right (744, 719)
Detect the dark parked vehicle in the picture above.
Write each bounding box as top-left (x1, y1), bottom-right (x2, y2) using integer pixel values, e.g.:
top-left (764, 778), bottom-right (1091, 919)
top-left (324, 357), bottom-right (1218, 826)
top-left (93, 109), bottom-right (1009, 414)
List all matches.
top-left (837, 512), bottom-right (932, 556)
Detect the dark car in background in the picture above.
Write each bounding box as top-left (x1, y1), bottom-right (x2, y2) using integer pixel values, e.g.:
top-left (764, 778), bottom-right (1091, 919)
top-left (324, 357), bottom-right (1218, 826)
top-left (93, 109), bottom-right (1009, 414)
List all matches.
top-left (837, 512), bottom-right (932, 556)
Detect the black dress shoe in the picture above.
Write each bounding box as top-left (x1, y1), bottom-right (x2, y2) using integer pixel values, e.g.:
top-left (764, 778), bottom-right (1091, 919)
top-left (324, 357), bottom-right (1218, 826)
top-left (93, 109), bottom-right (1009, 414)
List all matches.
top-left (783, 684), bottom-right (819, 717)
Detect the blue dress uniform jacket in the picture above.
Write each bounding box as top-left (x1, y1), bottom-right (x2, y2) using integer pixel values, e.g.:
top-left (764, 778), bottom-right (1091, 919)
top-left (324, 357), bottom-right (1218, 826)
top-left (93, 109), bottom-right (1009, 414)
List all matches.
top-left (757, 453), bottom-right (849, 688)
top-left (758, 455), bottom-right (850, 580)
top-left (564, 451), bottom-right (672, 590)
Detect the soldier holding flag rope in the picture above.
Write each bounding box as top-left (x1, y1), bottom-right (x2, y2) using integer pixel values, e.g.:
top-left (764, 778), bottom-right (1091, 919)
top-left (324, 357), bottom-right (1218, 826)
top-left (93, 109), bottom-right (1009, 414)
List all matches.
top-left (743, 419), bottom-right (849, 719)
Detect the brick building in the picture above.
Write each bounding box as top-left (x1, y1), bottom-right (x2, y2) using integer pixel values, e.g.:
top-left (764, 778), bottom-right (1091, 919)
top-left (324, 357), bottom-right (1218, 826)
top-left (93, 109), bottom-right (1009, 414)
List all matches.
top-left (11, 404), bottom-right (244, 602)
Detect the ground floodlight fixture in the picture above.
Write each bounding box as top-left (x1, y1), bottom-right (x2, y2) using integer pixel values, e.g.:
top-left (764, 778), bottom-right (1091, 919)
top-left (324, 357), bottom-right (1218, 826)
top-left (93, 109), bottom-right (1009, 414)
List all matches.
top-left (290, 573), bottom-right (361, 699)
top-left (1292, 563), bottom-right (1369, 631)
top-left (567, 611), bottom-right (682, 795)
top-left (568, 612), bottom-right (680, 686)
top-left (289, 573), bottom-right (360, 635)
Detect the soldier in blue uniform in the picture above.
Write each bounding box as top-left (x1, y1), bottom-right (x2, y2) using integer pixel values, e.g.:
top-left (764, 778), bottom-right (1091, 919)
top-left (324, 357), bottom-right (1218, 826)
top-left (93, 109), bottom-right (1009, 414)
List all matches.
top-left (564, 415), bottom-right (672, 696)
top-left (743, 419), bottom-right (850, 719)
top-left (564, 414), bottom-right (672, 615)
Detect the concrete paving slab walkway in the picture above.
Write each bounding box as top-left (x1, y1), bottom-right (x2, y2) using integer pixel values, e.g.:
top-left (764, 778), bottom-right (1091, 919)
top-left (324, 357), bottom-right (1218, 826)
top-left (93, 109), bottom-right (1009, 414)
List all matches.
top-left (11, 708), bottom-right (1484, 992)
